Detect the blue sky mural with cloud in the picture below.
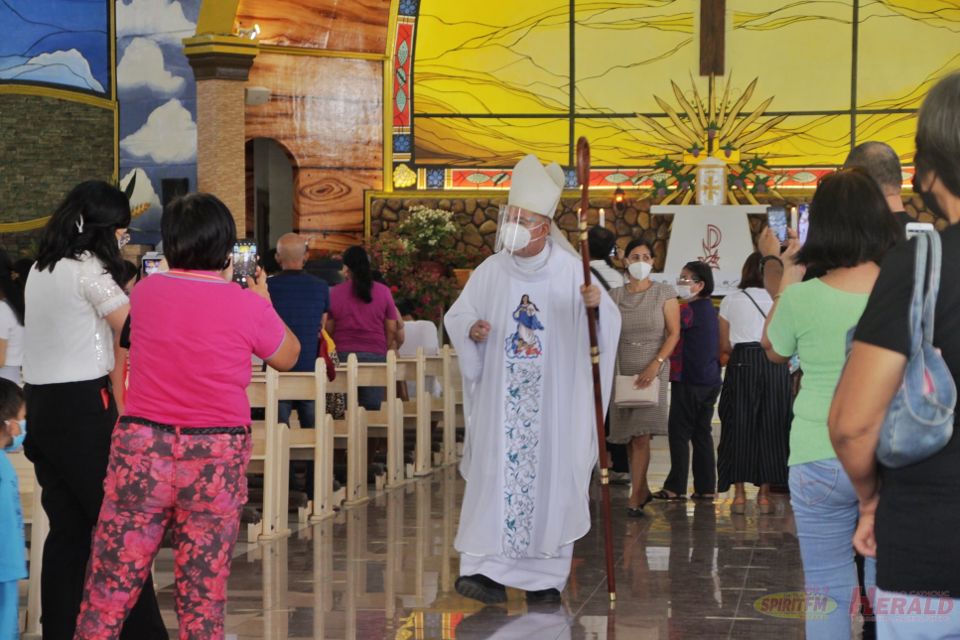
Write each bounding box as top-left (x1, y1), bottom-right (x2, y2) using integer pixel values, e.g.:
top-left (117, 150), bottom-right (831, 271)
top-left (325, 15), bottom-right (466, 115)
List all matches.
top-left (116, 0), bottom-right (200, 245)
top-left (0, 0), bottom-right (110, 93)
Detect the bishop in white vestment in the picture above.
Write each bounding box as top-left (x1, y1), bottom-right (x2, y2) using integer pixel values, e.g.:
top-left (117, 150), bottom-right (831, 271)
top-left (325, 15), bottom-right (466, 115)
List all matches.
top-left (445, 155), bottom-right (619, 605)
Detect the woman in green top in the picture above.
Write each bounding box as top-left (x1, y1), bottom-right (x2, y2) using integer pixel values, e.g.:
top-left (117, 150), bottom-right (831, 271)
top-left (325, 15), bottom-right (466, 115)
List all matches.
top-left (761, 169), bottom-right (898, 640)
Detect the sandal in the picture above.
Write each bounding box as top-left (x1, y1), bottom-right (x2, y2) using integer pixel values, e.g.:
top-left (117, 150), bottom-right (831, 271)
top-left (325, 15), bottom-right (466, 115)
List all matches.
top-left (651, 490), bottom-right (685, 501)
top-left (626, 506), bottom-right (646, 518)
top-left (731, 498), bottom-right (747, 515)
top-left (757, 498), bottom-right (774, 515)
top-left (690, 493), bottom-right (716, 501)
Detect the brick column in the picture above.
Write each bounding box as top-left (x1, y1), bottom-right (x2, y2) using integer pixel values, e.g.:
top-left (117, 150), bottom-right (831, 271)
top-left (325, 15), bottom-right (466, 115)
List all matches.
top-left (184, 35), bottom-right (257, 235)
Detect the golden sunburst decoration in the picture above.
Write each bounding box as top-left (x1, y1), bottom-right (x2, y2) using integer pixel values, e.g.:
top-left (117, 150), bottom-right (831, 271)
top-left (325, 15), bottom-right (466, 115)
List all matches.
top-left (636, 74), bottom-right (788, 205)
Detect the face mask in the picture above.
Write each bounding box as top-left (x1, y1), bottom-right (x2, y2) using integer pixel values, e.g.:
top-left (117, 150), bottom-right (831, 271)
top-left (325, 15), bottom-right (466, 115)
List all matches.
top-left (628, 261), bottom-right (652, 281)
top-left (4, 420), bottom-right (25, 452)
top-left (499, 222), bottom-right (533, 253)
top-left (676, 285), bottom-right (693, 300)
top-left (913, 172), bottom-right (945, 219)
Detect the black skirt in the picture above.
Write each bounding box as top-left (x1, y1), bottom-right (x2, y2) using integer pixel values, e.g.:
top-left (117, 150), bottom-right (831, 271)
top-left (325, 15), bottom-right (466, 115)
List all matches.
top-left (716, 342), bottom-right (791, 491)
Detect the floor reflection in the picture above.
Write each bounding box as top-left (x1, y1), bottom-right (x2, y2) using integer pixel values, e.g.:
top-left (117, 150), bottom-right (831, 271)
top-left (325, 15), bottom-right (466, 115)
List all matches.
top-left (151, 440), bottom-right (804, 639)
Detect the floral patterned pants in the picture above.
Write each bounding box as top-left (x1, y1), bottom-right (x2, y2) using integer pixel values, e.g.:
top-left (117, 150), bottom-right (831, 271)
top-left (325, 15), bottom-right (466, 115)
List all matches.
top-left (74, 419), bottom-right (252, 640)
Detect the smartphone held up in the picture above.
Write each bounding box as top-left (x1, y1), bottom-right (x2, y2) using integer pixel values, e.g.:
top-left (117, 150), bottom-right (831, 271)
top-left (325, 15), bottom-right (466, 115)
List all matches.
top-left (767, 204), bottom-right (809, 247)
top-left (766, 206), bottom-right (788, 243)
top-left (232, 240), bottom-right (258, 288)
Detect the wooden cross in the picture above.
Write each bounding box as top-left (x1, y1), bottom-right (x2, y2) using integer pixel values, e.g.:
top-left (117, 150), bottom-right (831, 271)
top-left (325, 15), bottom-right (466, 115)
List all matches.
top-left (700, 0), bottom-right (726, 76)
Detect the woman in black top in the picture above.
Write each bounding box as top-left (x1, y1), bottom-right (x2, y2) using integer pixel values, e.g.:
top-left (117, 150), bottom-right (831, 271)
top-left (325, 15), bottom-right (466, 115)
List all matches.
top-left (830, 72), bottom-right (960, 635)
top-left (653, 261), bottom-right (722, 501)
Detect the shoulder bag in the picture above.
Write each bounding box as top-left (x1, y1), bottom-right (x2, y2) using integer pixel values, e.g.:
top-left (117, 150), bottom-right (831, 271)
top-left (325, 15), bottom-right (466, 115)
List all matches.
top-left (874, 230), bottom-right (956, 468)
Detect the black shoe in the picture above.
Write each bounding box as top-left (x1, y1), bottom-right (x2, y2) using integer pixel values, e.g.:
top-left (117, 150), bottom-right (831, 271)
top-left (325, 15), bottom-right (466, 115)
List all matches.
top-left (455, 574), bottom-right (507, 604)
top-left (526, 588), bottom-right (562, 604)
top-left (626, 506), bottom-right (646, 518)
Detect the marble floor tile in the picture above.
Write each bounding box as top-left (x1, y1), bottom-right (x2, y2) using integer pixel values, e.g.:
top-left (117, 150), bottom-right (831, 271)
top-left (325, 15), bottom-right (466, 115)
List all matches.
top-left (145, 438), bottom-right (815, 639)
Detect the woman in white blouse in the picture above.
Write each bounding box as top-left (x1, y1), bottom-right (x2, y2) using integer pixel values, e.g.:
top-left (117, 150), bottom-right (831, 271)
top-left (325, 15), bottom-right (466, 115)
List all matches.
top-left (22, 181), bottom-right (166, 638)
top-left (717, 252), bottom-right (792, 514)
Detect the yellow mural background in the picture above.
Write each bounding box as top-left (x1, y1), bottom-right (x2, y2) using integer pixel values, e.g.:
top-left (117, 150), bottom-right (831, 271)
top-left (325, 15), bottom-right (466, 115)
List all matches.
top-left (413, 0), bottom-right (960, 168)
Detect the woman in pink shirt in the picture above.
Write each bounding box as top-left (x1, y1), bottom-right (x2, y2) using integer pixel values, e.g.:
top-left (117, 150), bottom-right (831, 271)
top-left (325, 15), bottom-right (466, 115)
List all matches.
top-left (326, 246), bottom-right (399, 409)
top-left (74, 194), bottom-right (300, 640)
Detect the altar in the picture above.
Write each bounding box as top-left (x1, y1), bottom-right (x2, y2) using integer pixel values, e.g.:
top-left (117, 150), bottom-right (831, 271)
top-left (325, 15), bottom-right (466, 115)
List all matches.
top-left (649, 204), bottom-right (765, 296)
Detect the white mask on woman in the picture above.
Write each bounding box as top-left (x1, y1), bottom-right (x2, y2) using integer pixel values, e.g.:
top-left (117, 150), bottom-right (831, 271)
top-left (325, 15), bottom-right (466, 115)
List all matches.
top-left (676, 285), bottom-right (694, 300)
top-left (627, 261), bottom-right (652, 281)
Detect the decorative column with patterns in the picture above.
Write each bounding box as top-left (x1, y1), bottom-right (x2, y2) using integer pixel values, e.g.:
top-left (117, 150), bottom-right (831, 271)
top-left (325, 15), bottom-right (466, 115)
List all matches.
top-left (183, 34), bottom-right (258, 235)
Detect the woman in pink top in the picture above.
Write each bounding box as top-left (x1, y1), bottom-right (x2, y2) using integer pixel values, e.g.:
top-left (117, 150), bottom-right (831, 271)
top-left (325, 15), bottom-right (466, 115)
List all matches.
top-left (326, 246), bottom-right (399, 409)
top-left (74, 194), bottom-right (300, 640)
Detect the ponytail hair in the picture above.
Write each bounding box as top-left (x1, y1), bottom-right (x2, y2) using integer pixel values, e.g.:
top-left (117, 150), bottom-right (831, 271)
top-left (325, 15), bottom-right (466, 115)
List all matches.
top-left (35, 181), bottom-right (132, 287)
top-left (342, 245), bottom-right (373, 303)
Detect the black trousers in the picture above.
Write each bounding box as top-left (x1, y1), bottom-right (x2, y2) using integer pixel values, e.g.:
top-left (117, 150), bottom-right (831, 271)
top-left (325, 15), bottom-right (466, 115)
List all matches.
top-left (663, 382), bottom-right (721, 496)
top-left (24, 377), bottom-right (167, 640)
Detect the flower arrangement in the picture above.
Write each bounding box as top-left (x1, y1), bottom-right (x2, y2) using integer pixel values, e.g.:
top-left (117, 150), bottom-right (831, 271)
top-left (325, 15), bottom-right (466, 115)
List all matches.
top-left (366, 234), bottom-right (460, 323)
top-left (395, 205), bottom-right (458, 256)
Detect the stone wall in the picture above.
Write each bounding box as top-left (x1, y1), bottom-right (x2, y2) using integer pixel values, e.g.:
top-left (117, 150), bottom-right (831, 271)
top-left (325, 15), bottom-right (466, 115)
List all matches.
top-left (0, 95), bottom-right (115, 257)
top-left (369, 189), bottom-right (942, 270)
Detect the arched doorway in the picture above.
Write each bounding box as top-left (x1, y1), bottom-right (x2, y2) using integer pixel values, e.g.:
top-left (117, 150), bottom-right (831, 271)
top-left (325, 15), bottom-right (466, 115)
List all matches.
top-left (244, 137), bottom-right (296, 268)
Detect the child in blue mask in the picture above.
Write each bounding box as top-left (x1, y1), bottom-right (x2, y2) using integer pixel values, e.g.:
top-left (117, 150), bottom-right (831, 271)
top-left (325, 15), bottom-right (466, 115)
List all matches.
top-left (0, 379), bottom-right (25, 638)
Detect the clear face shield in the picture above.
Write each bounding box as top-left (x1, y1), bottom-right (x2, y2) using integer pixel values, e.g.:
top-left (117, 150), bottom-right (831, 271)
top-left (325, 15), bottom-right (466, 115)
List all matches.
top-left (494, 204), bottom-right (551, 254)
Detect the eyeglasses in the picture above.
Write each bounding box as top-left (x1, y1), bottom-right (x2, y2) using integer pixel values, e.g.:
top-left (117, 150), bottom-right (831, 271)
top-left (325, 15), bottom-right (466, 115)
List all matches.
top-left (676, 276), bottom-right (701, 285)
top-left (626, 254), bottom-right (653, 262)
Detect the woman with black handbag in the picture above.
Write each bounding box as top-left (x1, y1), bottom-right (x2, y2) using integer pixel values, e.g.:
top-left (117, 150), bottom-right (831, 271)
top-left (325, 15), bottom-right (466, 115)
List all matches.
top-left (717, 252), bottom-right (791, 514)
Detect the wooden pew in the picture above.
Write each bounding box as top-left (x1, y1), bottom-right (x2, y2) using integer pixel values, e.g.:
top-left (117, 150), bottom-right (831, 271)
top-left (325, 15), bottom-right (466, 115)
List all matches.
top-left (246, 369), bottom-right (290, 541)
top-left (332, 355), bottom-right (373, 506)
top-left (387, 349), bottom-right (418, 487)
top-left (442, 345), bottom-right (466, 461)
top-left (271, 364), bottom-right (339, 524)
top-left (352, 352), bottom-right (402, 489)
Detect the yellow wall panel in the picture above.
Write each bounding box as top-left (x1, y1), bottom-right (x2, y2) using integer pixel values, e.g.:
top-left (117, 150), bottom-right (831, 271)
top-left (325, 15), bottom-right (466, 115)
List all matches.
top-left (728, 0), bottom-right (853, 111)
top-left (415, 0), bottom-right (568, 115)
top-left (575, 1), bottom-right (698, 114)
top-left (414, 117), bottom-right (568, 166)
top-left (857, 2), bottom-right (960, 110)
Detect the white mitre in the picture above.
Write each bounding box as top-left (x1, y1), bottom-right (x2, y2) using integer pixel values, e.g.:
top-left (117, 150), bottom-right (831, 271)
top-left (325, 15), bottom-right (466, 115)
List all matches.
top-left (508, 154), bottom-right (578, 256)
top-left (508, 154), bottom-right (565, 218)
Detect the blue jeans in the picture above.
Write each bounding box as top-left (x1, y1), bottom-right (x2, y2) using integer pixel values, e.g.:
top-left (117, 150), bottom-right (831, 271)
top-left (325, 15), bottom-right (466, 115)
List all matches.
top-left (789, 458), bottom-right (876, 639)
top-left (875, 588), bottom-right (960, 639)
top-left (342, 351), bottom-right (386, 411)
top-left (278, 400), bottom-right (315, 429)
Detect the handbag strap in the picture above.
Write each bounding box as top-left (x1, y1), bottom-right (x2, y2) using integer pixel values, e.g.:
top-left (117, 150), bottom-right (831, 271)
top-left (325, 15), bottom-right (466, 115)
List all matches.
top-left (742, 290), bottom-right (767, 319)
top-left (923, 230), bottom-right (941, 347)
top-left (591, 267), bottom-right (611, 291)
top-left (908, 232), bottom-right (930, 355)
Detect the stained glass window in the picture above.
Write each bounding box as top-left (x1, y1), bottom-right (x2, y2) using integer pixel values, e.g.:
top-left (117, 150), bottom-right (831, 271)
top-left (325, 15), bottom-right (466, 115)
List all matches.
top-left (399, 0), bottom-right (960, 184)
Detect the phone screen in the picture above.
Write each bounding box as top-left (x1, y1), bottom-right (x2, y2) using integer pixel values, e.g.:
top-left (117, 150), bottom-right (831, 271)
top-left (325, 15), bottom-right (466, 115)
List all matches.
top-left (797, 204), bottom-right (810, 246)
top-left (232, 240), bottom-right (258, 288)
top-left (141, 252), bottom-right (163, 277)
top-left (767, 206), bottom-right (788, 243)
top-left (142, 259), bottom-right (162, 276)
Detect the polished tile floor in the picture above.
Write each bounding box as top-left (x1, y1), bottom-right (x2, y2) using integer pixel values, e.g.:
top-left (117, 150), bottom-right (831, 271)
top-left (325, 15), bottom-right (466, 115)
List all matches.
top-left (151, 438), bottom-right (806, 639)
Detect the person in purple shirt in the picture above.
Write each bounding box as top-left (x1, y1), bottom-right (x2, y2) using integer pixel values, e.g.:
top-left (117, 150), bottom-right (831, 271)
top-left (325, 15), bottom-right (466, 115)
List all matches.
top-left (326, 246), bottom-right (399, 410)
top-left (653, 260), bottom-right (722, 501)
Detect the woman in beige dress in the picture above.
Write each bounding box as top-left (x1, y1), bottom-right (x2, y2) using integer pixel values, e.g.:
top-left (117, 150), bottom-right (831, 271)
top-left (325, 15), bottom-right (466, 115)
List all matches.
top-left (608, 239), bottom-right (681, 516)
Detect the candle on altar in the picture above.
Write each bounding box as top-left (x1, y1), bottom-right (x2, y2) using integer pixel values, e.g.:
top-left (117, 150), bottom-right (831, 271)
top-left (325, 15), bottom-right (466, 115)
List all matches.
top-left (599, 208), bottom-right (605, 227)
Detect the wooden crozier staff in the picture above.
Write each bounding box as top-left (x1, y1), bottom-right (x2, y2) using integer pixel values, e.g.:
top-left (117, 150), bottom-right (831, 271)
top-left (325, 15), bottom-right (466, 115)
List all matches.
top-left (576, 136), bottom-right (616, 602)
